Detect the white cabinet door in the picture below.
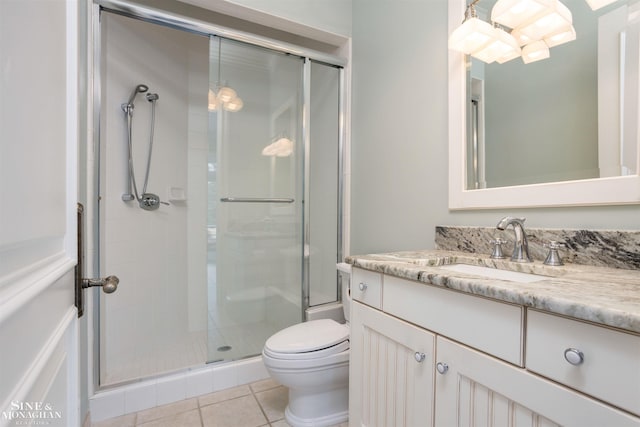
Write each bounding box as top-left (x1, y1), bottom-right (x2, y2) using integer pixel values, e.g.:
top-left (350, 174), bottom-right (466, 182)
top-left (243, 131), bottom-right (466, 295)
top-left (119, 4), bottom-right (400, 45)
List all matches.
top-left (0, 1), bottom-right (79, 426)
top-left (435, 337), bottom-right (640, 427)
top-left (349, 301), bottom-right (435, 427)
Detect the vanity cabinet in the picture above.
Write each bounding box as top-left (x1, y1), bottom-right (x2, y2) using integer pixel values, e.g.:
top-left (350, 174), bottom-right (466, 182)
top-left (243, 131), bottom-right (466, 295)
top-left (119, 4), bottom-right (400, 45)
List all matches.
top-left (348, 267), bottom-right (640, 427)
top-left (435, 336), bottom-right (639, 427)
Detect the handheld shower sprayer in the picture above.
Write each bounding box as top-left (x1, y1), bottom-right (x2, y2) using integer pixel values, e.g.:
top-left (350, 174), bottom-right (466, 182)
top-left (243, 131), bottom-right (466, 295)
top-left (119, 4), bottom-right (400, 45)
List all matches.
top-left (122, 84), bottom-right (149, 113)
top-left (122, 83), bottom-right (167, 210)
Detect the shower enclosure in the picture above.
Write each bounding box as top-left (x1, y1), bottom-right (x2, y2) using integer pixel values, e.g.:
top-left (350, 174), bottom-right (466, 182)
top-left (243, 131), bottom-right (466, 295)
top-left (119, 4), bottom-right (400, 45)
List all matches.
top-left (97, 4), bottom-right (344, 386)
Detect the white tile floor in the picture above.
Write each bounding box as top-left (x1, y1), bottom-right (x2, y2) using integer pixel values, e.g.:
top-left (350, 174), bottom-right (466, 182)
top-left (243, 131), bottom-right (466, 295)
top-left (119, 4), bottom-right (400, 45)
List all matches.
top-left (91, 378), bottom-right (349, 427)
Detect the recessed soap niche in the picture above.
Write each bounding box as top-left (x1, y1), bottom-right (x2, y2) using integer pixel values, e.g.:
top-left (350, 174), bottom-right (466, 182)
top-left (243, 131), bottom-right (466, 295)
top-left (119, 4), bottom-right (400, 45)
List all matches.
top-left (167, 186), bottom-right (186, 202)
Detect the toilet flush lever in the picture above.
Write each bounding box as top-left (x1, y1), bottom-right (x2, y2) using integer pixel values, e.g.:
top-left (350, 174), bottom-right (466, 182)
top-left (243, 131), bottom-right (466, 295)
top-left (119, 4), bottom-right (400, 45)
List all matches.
top-left (358, 282), bottom-right (368, 291)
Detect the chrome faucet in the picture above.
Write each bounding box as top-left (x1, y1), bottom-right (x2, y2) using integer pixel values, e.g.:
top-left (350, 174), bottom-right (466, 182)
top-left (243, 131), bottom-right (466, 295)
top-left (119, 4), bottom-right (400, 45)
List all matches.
top-left (496, 216), bottom-right (532, 262)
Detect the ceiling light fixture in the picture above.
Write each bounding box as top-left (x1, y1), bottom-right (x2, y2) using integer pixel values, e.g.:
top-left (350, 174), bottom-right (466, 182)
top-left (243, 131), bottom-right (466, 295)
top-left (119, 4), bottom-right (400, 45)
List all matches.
top-left (448, 1), bottom-right (498, 55)
top-left (516, 0), bottom-right (572, 41)
top-left (450, 0), bottom-right (583, 65)
top-left (543, 23), bottom-right (576, 47)
top-left (449, 0), bottom-right (521, 63)
top-left (472, 24), bottom-right (522, 63)
top-left (521, 40), bottom-right (551, 63)
top-left (492, 0), bottom-right (554, 29)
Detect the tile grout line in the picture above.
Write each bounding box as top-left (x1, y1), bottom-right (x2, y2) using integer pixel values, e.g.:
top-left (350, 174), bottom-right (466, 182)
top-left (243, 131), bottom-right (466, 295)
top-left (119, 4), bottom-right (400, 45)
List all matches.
top-left (251, 384), bottom-right (273, 426)
top-left (197, 400), bottom-right (205, 427)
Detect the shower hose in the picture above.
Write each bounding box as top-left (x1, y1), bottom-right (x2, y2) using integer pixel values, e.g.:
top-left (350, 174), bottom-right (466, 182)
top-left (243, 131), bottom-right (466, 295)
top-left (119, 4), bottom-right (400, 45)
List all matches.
top-left (122, 88), bottom-right (169, 212)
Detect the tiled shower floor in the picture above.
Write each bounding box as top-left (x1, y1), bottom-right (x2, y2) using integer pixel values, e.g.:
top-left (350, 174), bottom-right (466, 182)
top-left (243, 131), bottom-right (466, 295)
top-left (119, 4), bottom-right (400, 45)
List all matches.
top-left (90, 378), bottom-right (349, 427)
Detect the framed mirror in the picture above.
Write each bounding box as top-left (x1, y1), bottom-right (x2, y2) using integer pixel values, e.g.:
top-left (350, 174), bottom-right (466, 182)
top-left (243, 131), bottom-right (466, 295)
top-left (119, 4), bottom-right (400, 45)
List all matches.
top-left (448, 0), bottom-right (640, 209)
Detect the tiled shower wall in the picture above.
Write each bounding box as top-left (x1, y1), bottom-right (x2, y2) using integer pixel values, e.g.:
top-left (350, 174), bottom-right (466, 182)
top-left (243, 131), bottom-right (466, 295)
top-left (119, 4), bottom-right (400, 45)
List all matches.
top-left (100, 13), bottom-right (209, 384)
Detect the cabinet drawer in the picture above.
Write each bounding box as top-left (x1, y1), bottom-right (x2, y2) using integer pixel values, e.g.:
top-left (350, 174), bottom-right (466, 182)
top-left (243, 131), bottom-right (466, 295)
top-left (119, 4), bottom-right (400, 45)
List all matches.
top-left (526, 309), bottom-right (640, 416)
top-left (383, 275), bottom-right (523, 366)
top-left (352, 267), bottom-right (382, 309)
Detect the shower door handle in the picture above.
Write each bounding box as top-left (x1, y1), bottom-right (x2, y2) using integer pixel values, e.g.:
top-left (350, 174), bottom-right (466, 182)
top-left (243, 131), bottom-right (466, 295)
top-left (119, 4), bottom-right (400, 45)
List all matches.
top-left (82, 275), bottom-right (119, 294)
top-left (75, 203), bottom-right (119, 318)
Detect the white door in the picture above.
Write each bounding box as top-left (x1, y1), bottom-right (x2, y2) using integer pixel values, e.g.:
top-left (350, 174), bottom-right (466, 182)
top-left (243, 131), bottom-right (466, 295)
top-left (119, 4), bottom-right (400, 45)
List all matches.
top-left (0, 1), bottom-right (80, 426)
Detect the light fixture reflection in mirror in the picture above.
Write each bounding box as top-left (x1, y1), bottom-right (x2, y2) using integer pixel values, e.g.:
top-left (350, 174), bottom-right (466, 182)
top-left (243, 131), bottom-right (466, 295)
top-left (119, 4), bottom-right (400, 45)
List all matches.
top-left (448, 0), bottom-right (640, 209)
top-left (449, 0), bottom-right (617, 64)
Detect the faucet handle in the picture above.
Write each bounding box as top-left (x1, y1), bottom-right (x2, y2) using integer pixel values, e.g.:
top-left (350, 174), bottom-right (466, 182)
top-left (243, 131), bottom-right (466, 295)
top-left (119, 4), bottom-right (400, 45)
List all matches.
top-left (543, 241), bottom-right (565, 266)
top-left (489, 237), bottom-right (508, 259)
top-left (544, 240), bottom-right (564, 249)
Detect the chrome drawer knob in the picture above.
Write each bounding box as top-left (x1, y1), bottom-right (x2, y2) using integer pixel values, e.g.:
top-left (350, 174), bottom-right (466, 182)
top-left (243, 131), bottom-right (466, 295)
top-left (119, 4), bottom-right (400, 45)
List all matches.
top-left (436, 362), bottom-right (449, 374)
top-left (358, 282), bottom-right (368, 291)
top-left (564, 348), bottom-right (584, 366)
top-left (414, 352), bottom-right (426, 363)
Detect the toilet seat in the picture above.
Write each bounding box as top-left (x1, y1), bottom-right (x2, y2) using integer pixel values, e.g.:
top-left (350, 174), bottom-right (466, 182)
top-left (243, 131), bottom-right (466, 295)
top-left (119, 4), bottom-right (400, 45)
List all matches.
top-left (264, 340), bottom-right (349, 361)
top-left (264, 319), bottom-right (349, 360)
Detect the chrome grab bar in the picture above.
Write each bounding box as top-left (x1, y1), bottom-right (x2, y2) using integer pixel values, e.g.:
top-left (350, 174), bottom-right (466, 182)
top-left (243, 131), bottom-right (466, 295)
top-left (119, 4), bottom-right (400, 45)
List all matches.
top-left (220, 197), bottom-right (294, 203)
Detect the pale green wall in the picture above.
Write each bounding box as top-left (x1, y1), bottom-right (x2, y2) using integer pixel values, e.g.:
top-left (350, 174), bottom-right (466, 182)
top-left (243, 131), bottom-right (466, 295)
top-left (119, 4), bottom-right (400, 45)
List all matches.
top-left (351, 0), bottom-right (450, 254)
top-left (350, 0), bottom-right (640, 256)
top-left (226, 0), bottom-right (352, 36)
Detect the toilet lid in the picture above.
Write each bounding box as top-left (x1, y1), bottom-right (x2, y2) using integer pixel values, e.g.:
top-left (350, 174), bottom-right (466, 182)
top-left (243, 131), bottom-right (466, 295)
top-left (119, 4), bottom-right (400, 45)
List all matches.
top-left (265, 319), bottom-right (349, 354)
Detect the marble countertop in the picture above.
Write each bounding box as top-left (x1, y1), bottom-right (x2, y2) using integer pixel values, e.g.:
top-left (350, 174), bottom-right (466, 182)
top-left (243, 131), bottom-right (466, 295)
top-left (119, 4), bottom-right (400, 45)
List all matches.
top-left (346, 250), bottom-right (640, 334)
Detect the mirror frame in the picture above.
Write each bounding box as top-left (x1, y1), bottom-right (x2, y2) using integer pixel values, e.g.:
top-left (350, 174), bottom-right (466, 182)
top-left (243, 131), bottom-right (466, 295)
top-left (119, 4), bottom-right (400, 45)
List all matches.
top-left (448, 0), bottom-right (640, 209)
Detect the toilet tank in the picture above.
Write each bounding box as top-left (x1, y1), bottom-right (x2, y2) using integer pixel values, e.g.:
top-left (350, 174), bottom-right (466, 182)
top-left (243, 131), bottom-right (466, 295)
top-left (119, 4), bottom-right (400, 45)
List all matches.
top-left (337, 263), bottom-right (352, 322)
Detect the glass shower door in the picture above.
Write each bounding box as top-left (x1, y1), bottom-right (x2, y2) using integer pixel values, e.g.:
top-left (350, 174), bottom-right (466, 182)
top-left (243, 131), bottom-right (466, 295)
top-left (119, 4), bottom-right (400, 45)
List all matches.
top-left (207, 37), bottom-right (305, 362)
top-left (99, 13), bottom-right (210, 385)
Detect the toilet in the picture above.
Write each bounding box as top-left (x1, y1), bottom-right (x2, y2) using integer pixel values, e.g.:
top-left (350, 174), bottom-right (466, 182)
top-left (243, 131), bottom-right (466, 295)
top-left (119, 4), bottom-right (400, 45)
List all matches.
top-left (262, 265), bottom-right (352, 427)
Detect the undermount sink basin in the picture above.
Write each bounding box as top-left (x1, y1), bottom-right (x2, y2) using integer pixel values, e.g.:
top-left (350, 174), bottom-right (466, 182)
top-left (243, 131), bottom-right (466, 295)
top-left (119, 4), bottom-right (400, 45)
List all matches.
top-left (439, 263), bottom-right (548, 283)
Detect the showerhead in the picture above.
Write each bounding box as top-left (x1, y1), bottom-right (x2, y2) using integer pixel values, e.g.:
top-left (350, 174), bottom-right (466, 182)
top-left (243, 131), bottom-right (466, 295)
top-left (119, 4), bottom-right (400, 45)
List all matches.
top-left (146, 93), bottom-right (159, 102)
top-left (126, 84), bottom-right (149, 106)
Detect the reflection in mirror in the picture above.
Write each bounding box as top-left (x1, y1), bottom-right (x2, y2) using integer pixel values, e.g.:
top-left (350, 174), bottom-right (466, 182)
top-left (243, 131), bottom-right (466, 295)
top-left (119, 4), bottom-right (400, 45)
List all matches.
top-left (448, 0), bottom-right (640, 209)
top-left (467, 0), bottom-right (640, 190)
